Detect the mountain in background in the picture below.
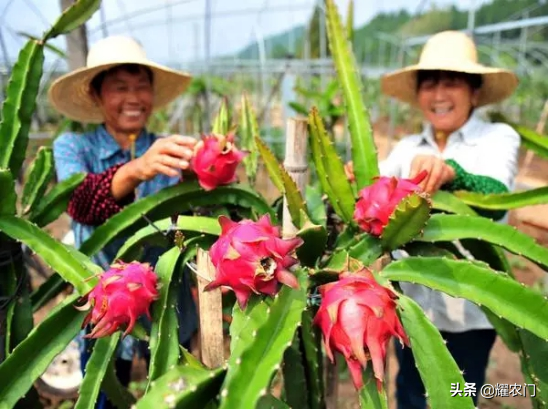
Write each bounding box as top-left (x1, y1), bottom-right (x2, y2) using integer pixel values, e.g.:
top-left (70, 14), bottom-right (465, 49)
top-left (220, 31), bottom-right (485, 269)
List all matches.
top-left (233, 0), bottom-right (548, 64)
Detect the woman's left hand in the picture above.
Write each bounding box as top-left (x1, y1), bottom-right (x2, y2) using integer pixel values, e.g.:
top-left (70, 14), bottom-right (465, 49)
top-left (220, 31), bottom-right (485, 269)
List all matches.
top-left (409, 155), bottom-right (456, 194)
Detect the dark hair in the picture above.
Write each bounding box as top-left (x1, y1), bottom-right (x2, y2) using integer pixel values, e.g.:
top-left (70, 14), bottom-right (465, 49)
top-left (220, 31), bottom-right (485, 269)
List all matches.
top-left (89, 63), bottom-right (154, 95)
top-left (416, 69), bottom-right (483, 91)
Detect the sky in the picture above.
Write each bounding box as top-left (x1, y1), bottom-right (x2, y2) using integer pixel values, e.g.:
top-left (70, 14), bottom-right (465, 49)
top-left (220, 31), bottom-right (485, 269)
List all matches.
top-left (1, 0), bottom-right (483, 69)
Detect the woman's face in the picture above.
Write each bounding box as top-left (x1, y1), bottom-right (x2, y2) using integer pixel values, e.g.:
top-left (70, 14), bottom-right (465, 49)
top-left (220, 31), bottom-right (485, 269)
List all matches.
top-left (95, 66), bottom-right (153, 135)
top-left (417, 72), bottom-right (479, 135)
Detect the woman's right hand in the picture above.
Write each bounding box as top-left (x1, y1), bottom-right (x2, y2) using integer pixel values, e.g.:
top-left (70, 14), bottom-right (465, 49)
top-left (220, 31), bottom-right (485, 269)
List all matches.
top-left (135, 135), bottom-right (197, 180)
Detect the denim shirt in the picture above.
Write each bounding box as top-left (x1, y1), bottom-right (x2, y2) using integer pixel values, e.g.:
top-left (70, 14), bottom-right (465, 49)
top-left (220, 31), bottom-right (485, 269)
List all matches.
top-left (53, 124), bottom-right (179, 269)
top-left (53, 125), bottom-right (197, 359)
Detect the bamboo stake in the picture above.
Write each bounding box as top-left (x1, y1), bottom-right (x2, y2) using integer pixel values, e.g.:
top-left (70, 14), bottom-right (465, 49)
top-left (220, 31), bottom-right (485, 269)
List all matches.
top-left (196, 248), bottom-right (224, 368)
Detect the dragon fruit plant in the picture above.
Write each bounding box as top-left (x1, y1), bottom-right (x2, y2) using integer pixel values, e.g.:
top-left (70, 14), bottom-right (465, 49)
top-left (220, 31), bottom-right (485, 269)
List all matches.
top-left (1, 1), bottom-right (548, 409)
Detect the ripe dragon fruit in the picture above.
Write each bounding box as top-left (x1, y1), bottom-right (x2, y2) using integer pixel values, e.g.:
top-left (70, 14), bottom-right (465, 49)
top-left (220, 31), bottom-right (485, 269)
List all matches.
top-left (313, 268), bottom-right (408, 390)
top-left (191, 133), bottom-right (247, 191)
top-left (78, 261), bottom-right (159, 338)
top-left (204, 214), bottom-right (303, 309)
top-left (353, 170), bottom-right (428, 236)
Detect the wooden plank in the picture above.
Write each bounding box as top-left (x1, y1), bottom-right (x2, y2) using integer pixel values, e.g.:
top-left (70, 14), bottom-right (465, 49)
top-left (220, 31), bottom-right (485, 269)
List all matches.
top-left (196, 248), bottom-right (224, 368)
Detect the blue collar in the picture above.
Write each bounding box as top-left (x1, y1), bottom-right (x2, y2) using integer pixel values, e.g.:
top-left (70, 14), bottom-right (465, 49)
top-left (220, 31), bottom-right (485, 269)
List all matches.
top-left (95, 125), bottom-right (153, 160)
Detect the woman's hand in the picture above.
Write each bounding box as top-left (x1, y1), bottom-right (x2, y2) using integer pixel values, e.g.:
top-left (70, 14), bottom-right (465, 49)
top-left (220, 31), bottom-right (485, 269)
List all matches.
top-left (409, 155), bottom-right (455, 194)
top-left (135, 135), bottom-right (197, 180)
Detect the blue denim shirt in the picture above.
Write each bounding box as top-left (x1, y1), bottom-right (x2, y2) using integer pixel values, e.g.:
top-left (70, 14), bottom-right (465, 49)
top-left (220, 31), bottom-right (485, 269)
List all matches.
top-left (53, 125), bottom-right (197, 360)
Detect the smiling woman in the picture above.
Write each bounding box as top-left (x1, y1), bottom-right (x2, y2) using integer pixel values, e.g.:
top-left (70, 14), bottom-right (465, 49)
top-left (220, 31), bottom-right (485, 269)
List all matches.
top-left (48, 35), bottom-right (199, 409)
top-left (377, 31), bottom-right (521, 409)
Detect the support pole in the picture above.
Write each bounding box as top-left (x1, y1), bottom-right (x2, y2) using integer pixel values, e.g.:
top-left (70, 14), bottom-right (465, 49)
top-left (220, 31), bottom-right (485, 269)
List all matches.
top-left (196, 248), bottom-right (224, 368)
top-left (60, 0), bottom-right (89, 71)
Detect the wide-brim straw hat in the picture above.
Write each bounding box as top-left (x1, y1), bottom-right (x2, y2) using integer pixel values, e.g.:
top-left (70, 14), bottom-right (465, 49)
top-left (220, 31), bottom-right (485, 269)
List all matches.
top-left (48, 35), bottom-right (192, 123)
top-left (381, 30), bottom-right (518, 107)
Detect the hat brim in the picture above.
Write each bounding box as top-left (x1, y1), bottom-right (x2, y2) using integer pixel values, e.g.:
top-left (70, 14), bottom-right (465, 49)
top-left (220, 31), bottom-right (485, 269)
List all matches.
top-left (48, 61), bottom-right (192, 123)
top-left (380, 62), bottom-right (519, 107)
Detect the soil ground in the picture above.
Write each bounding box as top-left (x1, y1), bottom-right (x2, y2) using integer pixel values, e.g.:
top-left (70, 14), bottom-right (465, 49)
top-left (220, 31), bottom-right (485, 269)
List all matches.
top-left (31, 124), bottom-right (548, 409)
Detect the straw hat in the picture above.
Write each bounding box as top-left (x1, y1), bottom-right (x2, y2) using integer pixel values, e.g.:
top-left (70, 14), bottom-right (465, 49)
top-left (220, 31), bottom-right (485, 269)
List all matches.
top-left (381, 30), bottom-right (518, 107)
top-left (48, 35), bottom-right (192, 123)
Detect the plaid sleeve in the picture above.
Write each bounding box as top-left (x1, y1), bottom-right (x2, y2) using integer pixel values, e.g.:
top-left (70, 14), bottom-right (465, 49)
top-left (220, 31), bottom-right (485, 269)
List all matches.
top-left (67, 163), bottom-right (135, 226)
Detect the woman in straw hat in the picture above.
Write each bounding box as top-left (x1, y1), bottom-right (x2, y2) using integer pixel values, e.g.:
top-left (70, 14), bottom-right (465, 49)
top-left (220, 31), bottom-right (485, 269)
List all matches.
top-left (50, 35), bottom-right (198, 408)
top-left (347, 30), bottom-right (520, 408)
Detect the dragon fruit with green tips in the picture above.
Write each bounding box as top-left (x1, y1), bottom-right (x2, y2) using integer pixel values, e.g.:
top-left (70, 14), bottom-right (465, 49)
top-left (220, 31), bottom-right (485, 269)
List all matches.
top-left (78, 261), bottom-right (159, 338)
top-left (313, 268), bottom-right (409, 390)
top-left (204, 214), bottom-right (303, 309)
top-left (353, 170), bottom-right (428, 235)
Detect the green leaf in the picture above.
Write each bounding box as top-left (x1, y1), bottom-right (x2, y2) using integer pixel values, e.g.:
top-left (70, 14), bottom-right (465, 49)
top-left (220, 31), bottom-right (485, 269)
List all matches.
top-left (0, 169), bottom-right (16, 215)
top-left (396, 295), bottom-right (474, 409)
top-left (219, 269), bottom-right (308, 409)
top-left (324, 0), bottom-right (379, 188)
top-left (282, 333), bottom-right (311, 409)
top-left (347, 234), bottom-right (384, 266)
top-left (489, 111), bottom-right (548, 160)
top-left (28, 172), bottom-right (86, 227)
top-left (212, 97), bottom-right (230, 135)
top-left (0, 215), bottom-right (97, 294)
top-left (148, 245), bottom-right (200, 386)
top-left (418, 214), bottom-right (548, 270)
top-left (381, 257), bottom-right (548, 342)
top-left (300, 310), bottom-right (325, 409)
top-left (296, 219), bottom-right (328, 267)
top-left (101, 358), bottom-right (136, 408)
top-left (228, 297), bottom-right (269, 362)
top-left (279, 164), bottom-right (310, 229)
top-left (257, 395), bottom-right (291, 408)
top-left (75, 333), bottom-right (120, 409)
top-left (310, 107), bottom-right (355, 221)
top-left (135, 365), bottom-right (225, 408)
top-left (255, 135), bottom-right (284, 193)
top-left (31, 274), bottom-right (67, 312)
top-left (518, 329), bottom-right (548, 408)
top-left (431, 191), bottom-right (477, 216)
top-left (346, 0), bottom-right (354, 44)
top-left (308, 108), bottom-right (355, 222)
top-left (44, 0), bottom-right (101, 40)
top-left (380, 193), bottom-right (431, 251)
top-left (0, 40), bottom-right (44, 178)
top-left (115, 216), bottom-right (220, 261)
top-left (454, 186), bottom-right (548, 210)
top-left (17, 31), bottom-right (67, 58)
top-left (239, 93), bottom-right (260, 183)
top-left (80, 182), bottom-right (275, 257)
top-left (0, 295), bottom-right (84, 408)
top-left (21, 146), bottom-right (54, 215)
top-left (288, 101), bottom-right (309, 116)
top-left (359, 365), bottom-right (388, 409)
top-left (305, 184), bottom-right (327, 227)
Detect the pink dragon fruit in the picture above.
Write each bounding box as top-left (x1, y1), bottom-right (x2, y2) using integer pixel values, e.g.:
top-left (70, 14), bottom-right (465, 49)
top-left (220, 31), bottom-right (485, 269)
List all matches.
top-left (78, 261), bottom-right (159, 338)
top-left (204, 214), bottom-right (303, 309)
top-left (353, 170), bottom-right (428, 236)
top-left (313, 268), bottom-right (408, 390)
top-left (191, 133), bottom-right (247, 191)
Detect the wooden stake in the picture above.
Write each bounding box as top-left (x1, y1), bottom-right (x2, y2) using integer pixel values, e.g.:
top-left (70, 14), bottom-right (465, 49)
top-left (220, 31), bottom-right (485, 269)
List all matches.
top-left (282, 117), bottom-right (309, 237)
top-left (196, 248), bottom-right (224, 368)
